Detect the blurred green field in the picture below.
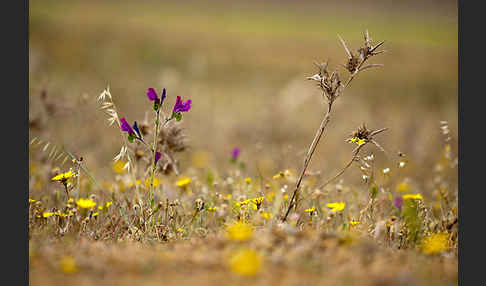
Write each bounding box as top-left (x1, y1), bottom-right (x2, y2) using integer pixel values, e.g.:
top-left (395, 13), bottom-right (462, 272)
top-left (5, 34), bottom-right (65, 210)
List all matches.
top-left (29, 0), bottom-right (457, 184)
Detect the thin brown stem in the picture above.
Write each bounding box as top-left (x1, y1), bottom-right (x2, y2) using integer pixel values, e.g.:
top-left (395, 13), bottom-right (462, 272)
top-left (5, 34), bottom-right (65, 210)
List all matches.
top-left (282, 102), bottom-right (332, 221)
top-left (317, 146), bottom-right (362, 190)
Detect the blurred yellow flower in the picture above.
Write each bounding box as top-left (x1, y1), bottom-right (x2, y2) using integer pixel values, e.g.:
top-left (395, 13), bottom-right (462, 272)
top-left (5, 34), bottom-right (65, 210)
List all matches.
top-left (67, 198), bottom-right (74, 204)
top-left (207, 206), bottom-right (218, 212)
top-left (51, 170), bottom-right (75, 182)
top-left (59, 255), bottom-right (78, 274)
top-left (349, 137), bottom-right (365, 146)
top-left (402, 193), bottom-right (423, 200)
top-left (76, 198), bottom-right (97, 209)
top-left (273, 169), bottom-right (293, 180)
top-left (251, 197), bottom-right (264, 209)
top-left (283, 194), bottom-right (289, 201)
top-left (244, 177), bottom-right (252, 184)
top-left (396, 182), bottom-right (409, 192)
top-left (326, 202), bottom-right (346, 212)
top-left (176, 177), bottom-right (191, 187)
top-left (105, 201), bottom-right (113, 208)
top-left (304, 208), bottom-right (315, 213)
top-left (92, 212), bottom-right (99, 217)
top-left (266, 191), bottom-right (276, 202)
top-left (260, 212), bottom-right (272, 220)
top-left (227, 221), bottom-right (253, 241)
top-left (145, 177), bottom-right (161, 188)
top-left (112, 160), bottom-right (126, 174)
top-left (29, 199), bottom-right (36, 204)
top-left (229, 248), bottom-right (262, 276)
top-left (42, 212), bottom-right (54, 218)
top-left (349, 220), bottom-right (360, 226)
top-left (422, 233), bottom-right (450, 255)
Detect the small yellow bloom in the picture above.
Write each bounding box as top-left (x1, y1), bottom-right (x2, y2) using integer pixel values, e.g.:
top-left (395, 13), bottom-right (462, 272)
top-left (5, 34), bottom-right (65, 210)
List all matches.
top-left (145, 177), bottom-right (161, 188)
top-left (112, 160), bottom-right (126, 174)
top-left (226, 221), bottom-right (253, 241)
top-left (326, 202), bottom-right (346, 212)
top-left (260, 212), bottom-right (272, 220)
top-left (76, 198), bottom-right (97, 209)
top-left (67, 198), bottom-right (74, 204)
top-left (244, 177), bottom-right (252, 184)
top-left (51, 170), bottom-right (75, 182)
top-left (283, 194), bottom-right (289, 201)
top-left (266, 191), bottom-right (275, 202)
top-left (396, 182), bottom-right (409, 192)
top-left (349, 137), bottom-right (365, 146)
top-left (29, 199), bottom-right (36, 204)
top-left (251, 197), bottom-right (264, 209)
top-left (55, 212), bottom-right (68, 218)
top-left (273, 169), bottom-right (292, 180)
top-left (92, 212), bottom-right (99, 217)
top-left (177, 227), bottom-right (184, 233)
top-left (176, 177), bottom-right (191, 187)
top-left (207, 206), bottom-right (218, 212)
top-left (349, 220), bottom-right (360, 226)
top-left (304, 207), bottom-right (315, 213)
top-left (402, 193), bottom-right (423, 200)
top-left (422, 233), bottom-right (450, 255)
top-left (105, 201), bottom-right (113, 208)
top-left (98, 206), bottom-right (103, 211)
top-left (135, 179), bottom-right (141, 186)
top-left (59, 255), bottom-right (78, 274)
top-left (229, 248), bottom-right (262, 276)
top-left (42, 212), bottom-right (55, 218)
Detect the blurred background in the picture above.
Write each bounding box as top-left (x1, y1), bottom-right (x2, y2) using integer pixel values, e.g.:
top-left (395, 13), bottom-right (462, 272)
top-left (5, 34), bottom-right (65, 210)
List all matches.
top-left (29, 0), bottom-right (457, 187)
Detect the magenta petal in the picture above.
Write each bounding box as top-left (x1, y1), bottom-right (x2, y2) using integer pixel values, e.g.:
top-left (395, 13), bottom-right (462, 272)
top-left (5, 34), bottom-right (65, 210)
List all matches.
top-left (155, 152), bottom-right (162, 164)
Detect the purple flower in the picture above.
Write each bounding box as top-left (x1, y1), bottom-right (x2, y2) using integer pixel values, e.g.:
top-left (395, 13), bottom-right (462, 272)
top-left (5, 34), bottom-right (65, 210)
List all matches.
top-left (147, 88), bottom-right (160, 105)
top-left (172, 96), bottom-right (192, 113)
top-left (231, 148), bottom-right (240, 160)
top-left (154, 152), bottom-right (162, 165)
top-left (120, 117), bottom-right (135, 135)
top-left (394, 197), bottom-right (403, 209)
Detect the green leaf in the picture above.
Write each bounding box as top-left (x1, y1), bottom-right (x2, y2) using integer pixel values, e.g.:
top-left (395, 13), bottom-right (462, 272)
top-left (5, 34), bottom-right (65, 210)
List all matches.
top-left (369, 184), bottom-right (378, 199)
top-left (128, 134), bottom-right (135, 143)
top-left (175, 112), bottom-right (182, 121)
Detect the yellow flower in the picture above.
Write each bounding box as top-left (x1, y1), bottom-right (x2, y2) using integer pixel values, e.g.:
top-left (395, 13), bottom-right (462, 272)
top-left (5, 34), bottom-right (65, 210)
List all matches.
top-left (260, 212), bottom-right (272, 220)
top-left (304, 207), bottom-right (315, 213)
top-left (59, 255), bottom-right (78, 274)
top-left (326, 202), bottom-right (346, 212)
top-left (76, 198), bottom-right (97, 209)
top-left (229, 248), bottom-right (262, 276)
top-left (272, 169), bottom-right (293, 180)
top-left (105, 201), bottom-right (113, 208)
top-left (251, 197), bottom-right (264, 209)
top-left (55, 212), bottom-right (68, 218)
top-left (42, 212), bottom-right (55, 218)
top-left (207, 206), bottom-right (218, 212)
top-left (177, 227), bottom-right (184, 233)
top-left (145, 177), bottom-right (161, 188)
top-left (402, 193), bottom-right (423, 200)
top-left (176, 177), bottom-right (191, 187)
top-left (396, 182), bottom-right (409, 192)
top-left (98, 206), bottom-right (103, 210)
top-left (51, 170), bottom-right (75, 182)
top-left (422, 233), bottom-right (450, 255)
top-left (226, 194), bottom-right (232, 200)
top-left (266, 191), bottom-right (275, 202)
top-left (112, 160), bottom-right (126, 174)
top-left (349, 220), bottom-right (360, 226)
top-left (67, 198), bottom-right (74, 204)
top-left (349, 137), bottom-right (365, 146)
top-left (226, 221), bottom-right (253, 241)
top-left (283, 194), bottom-right (289, 201)
top-left (92, 212), bottom-right (99, 217)
top-left (244, 177), bottom-right (252, 184)
top-left (29, 199), bottom-right (36, 204)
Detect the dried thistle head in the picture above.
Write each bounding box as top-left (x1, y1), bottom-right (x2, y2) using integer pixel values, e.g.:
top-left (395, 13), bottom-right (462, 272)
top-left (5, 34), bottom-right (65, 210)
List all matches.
top-left (339, 31), bottom-right (385, 74)
top-left (308, 61), bottom-right (342, 103)
top-left (347, 123), bottom-right (388, 153)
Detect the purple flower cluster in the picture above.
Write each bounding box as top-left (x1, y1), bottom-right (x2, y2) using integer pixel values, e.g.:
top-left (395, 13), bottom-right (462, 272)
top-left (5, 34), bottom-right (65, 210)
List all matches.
top-left (172, 96), bottom-right (192, 113)
top-left (147, 88), bottom-right (166, 106)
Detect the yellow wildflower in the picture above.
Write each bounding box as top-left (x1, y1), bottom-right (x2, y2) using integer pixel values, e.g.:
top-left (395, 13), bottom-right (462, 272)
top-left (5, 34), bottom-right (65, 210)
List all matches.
top-left (229, 248), bottom-right (262, 276)
top-left (177, 227), bottom-right (184, 233)
top-left (42, 212), bottom-right (55, 218)
top-left (76, 198), bottom-right (97, 209)
top-left (144, 177), bottom-right (161, 188)
top-left (283, 194), bottom-right (289, 201)
top-left (112, 160), bottom-right (126, 174)
top-left (273, 169), bottom-right (292, 180)
top-left (226, 221), bottom-right (253, 241)
top-left (207, 206), bottom-right (218, 212)
top-left (67, 198), bottom-right (74, 204)
top-left (29, 199), bottom-right (36, 204)
top-left (251, 197), bottom-right (264, 209)
top-left (176, 177), bottom-right (191, 187)
top-left (266, 191), bottom-right (275, 202)
top-left (98, 206), bottom-right (103, 211)
top-left (260, 212), bottom-right (272, 220)
top-left (304, 208), bottom-right (315, 213)
top-left (349, 220), bottom-right (360, 226)
top-left (92, 212), bottom-right (99, 217)
top-left (105, 201), bottom-right (113, 208)
top-left (396, 182), bottom-right (409, 192)
top-left (349, 137), bottom-right (365, 146)
top-left (403, 193), bottom-right (423, 200)
top-left (422, 233), bottom-right (450, 255)
top-left (326, 202), bottom-right (346, 212)
top-left (244, 177), bottom-right (252, 184)
top-left (59, 255), bottom-right (78, 274)
top-left (51, 170), bottom-right (75, 182)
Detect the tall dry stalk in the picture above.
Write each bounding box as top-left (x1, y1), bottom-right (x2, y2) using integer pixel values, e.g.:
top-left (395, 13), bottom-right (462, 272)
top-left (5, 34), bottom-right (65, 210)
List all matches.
top-left (282, 30), bottom-right (385, 221)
